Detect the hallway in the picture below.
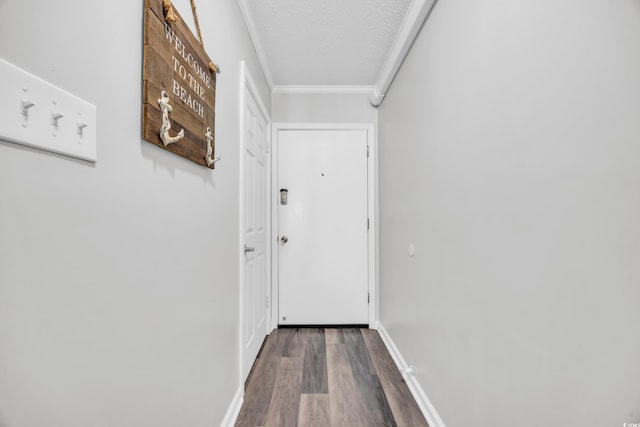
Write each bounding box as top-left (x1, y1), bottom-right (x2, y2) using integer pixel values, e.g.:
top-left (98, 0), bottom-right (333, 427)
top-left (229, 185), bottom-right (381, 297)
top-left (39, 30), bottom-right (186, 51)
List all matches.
top-left (236, 328), bottom-right (428, 427)
top-left (2, 1), bottom-right (640, 426)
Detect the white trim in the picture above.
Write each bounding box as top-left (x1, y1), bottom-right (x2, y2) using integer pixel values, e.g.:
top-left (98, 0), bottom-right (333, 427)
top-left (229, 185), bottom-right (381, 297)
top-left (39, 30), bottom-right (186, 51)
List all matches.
top-left (376, 323), bottom-right (446, 427)
top-left (236, 0), bottom-right (274, 89)
top-left (367, 122), bottom-right (379, 326)
top-left (372, 113), bottom-right (380, 326)
top-left (219, 386), bottom-right (243, 427)
top-left (371, 0), bottom-right (438, 106)
top-left (238, 61), bottom-right (273, 386)
top-left (271, 123), bottom-right (378, 327)
top-left (272, 85), bottom-right (375, 95)
top-left (243, 62), bottom-right (271, 122)
top-left (270, 125), bottom-right (280, 330)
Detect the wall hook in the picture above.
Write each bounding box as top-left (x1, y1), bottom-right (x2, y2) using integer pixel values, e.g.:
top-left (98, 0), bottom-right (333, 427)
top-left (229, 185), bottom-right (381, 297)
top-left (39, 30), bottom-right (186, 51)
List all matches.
top-left (209, 62), bottom-right (221, 74)
top-left (157, 90), bottom-right (184, 146)
top-left (205, 127), bottom-right (220, 166)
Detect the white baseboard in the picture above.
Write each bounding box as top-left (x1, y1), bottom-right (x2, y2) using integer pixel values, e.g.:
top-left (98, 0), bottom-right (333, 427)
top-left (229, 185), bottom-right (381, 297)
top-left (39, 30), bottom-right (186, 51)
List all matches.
top-left (376, 323), bottom-right (446, 427)
top-left (219, 386), bottom-right (243, 427)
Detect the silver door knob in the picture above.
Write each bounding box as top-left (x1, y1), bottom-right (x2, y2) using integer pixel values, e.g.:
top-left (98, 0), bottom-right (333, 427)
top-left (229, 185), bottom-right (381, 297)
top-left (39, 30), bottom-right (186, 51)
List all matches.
top-left (280, 236), bottom-right (288, 245)
top-left (244, 245), bottom-right (255, 254)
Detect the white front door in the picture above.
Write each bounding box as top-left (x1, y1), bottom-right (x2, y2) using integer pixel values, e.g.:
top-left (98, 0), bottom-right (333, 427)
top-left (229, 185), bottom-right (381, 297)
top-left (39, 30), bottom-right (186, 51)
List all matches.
top-left (278, 129), bottom-right (369, 325)
top-left (240, 65), bottom-right (269, 381)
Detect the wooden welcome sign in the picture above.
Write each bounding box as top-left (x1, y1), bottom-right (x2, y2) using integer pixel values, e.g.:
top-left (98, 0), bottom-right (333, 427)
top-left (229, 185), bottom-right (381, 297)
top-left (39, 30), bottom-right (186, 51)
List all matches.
top-left (142, 0), bottom-right (217, 168)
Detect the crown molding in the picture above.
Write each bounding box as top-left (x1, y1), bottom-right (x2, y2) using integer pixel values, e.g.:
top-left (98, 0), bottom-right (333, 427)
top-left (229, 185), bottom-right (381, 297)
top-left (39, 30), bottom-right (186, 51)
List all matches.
top-left (236, 0), bottom-right (274, 89)
top-left (370, 0), bottom-right (438, 106)
top-left (272, 85), bottom-right (375, 95)
top-left (238, 0), bottom-right (437, 101)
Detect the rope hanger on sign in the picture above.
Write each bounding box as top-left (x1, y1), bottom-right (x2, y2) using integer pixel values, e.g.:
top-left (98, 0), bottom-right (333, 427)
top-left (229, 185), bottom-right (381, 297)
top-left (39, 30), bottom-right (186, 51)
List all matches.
top-left (162, 0), bottom-right (220, 75)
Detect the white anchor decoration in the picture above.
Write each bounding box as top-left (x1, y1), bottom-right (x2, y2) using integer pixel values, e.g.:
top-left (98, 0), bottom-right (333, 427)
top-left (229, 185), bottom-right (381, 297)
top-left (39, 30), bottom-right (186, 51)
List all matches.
top-left (205, 126), bottom-right (221, 167)
top-left (157, 90), bottom-right (184, 146)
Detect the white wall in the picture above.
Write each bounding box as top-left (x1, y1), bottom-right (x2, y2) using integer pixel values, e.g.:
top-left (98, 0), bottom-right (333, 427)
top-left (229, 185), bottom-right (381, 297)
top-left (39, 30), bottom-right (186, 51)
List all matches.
top-left (272, 92), bottom-right (377, 123)
top-left (0, 1), bottom-right (269, 426)
top-left (378, 0), bottom-right (640, 426)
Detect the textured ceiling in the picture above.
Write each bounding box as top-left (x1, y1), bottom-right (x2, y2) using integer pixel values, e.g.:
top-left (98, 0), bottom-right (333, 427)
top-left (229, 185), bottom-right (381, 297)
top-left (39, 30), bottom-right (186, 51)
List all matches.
top-left (246, 0), bottom-right (412, 86)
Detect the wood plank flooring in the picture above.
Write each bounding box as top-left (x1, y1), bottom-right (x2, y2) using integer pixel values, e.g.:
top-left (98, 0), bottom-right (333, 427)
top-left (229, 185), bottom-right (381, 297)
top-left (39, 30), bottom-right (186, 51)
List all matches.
top-left (235, 328), bottom-right (428, 427)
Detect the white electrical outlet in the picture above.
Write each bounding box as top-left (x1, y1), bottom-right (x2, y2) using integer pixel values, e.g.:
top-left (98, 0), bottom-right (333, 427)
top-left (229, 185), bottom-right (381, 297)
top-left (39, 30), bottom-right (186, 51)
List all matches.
top-left (0, 58), bottom-right (97, 162)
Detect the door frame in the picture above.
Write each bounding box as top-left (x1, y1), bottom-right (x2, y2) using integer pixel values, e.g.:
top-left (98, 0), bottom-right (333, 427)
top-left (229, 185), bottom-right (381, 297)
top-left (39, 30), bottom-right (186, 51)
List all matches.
top-left (271, 123), bottom-right (378, 328)
top-left (238, 61), bottom-right (272, 385)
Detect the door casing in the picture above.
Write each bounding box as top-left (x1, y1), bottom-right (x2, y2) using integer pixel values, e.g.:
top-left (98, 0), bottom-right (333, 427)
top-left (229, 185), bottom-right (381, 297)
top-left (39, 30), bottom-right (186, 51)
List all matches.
top-left (271, 123), bottom-right (378, 328)
top-left (238, 62), bottom-right (272, 385)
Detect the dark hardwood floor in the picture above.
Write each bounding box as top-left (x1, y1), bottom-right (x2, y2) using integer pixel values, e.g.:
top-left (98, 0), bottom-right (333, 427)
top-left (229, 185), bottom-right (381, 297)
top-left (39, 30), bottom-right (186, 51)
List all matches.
top-left (235, 328), bottom-right (428, 427)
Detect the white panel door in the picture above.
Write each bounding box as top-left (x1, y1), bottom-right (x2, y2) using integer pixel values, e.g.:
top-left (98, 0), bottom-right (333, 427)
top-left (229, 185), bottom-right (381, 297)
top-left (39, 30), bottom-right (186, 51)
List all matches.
top-left (241, 79), bottom-right (268, 381)
top-left (278, 129), bottom-right (368, 325)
